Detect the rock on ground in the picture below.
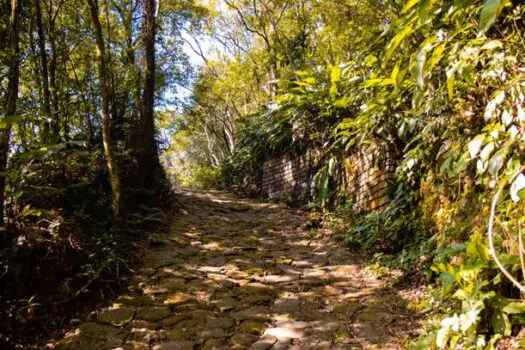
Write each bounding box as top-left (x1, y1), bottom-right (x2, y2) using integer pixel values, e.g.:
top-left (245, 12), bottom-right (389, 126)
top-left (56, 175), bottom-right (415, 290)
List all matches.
top-left (56, 189), bottom-right (413, 349)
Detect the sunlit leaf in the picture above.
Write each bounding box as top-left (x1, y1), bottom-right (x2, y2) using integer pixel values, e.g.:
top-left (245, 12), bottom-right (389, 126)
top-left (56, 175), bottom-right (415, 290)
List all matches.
top-left (391, 64), bottom-right (400, 82)
top-left (427, 42), bottom-right (447, 72)
top-left (414, 39), bottom-right (435, 88)
top-left (480, 142), bottom-right (495, 161)
top-left (466, 233), bottom-right (489, 261)
top-left (467, 134), bottom-right (485, 159)
top-left (384, 25), bottom-right (415, 63)
top-left (501, 110), bottom-right (512, 126)
top-left (481, 40), bottom-right (503, 50)
top-left (502, 302), bottom-right (525, 314)
top-left (330, 65), bottom-right (341, 84)
top-left (510, 173), bottom-right (525, 202)
top-left (402, 0), bottom-right (421, 14)
top-left (446, 68), bottom-right (455, 100)
top-left (488, 148), bottom-right (506, 176)
top-left (0, 114), bottom-right (21, 129)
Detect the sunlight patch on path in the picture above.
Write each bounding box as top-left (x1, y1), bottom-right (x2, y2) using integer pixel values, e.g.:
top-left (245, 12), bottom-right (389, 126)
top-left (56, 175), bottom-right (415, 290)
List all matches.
top-left (56, 189), bottom-right (413, 350)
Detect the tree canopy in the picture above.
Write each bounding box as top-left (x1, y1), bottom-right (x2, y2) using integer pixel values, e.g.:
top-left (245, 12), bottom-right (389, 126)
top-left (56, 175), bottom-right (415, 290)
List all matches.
top-left (3, 0), bottom-right (525, 348)
top-left (167, 0), bottom-right (525, 347)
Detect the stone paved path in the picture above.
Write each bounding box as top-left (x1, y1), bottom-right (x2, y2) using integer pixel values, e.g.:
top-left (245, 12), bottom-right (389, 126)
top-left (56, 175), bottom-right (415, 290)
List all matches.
top-left (58, 190), bottom-right (412, 349)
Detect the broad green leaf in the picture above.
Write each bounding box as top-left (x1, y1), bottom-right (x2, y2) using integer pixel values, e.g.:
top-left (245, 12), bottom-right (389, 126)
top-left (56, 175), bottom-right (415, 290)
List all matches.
top-left (487, 335), bottom-right (503, 350)
top-left (365, 55), bottom-right (378, 67)
top-left (439, 157), bottom-right (452, 173)
top-left (446, 69), bottom-right (455, 100)
top-left (466, 233), bottom-right (489, 261)
top-left (427, 42), bottom-right (447, 72)
top-left (330, 65), bottom-right (341, 84)
top-left (415, 39), bottom-right (435, 88)
top-left (518, 105), bottom-right (525, 122)
top-left (320, 175), bottom-right (329, 206)
top-left (384, 25), bottom-right (415, 63)
top-left (452, 289), bottom-right (468, 300)
top-left (480, 142), bottom-right (495, 161)
top-left (402, 0), bottom-right (420, 13)
top-left (362, 78), bottom-right (384, 87)
top-left (454, 0), bottom-right (474, 9)
top-left (419, 0), bottom-right (432, 23)
top-left (501, 110), bottom-right (513, 126)
top-left (510, 173), bottom-right (525, 202)
top-left (362, 78), bottom-right (395, 87)
top-left (328, 157), bottom-right (336, 176)
top-left (333, 96), bottom-right (351, 107)
top-left (439, 271), bottom-right (457, 291)
top-left (380, 78), bottom-right (396, 86)
top-left (488, 148), bottom-right (506, 176)
top-left (467, 134), bottom-right (485, 158)
top-left (437, 243), bottom-right (466, 258)
top-left (502, 302), bottom-right (525, 314)
top-left (481, 40), bottom-right (503, 50)
top-left (485, 91), bottom-right (505, 120)
top-left (505, 157), bottom-right (521, 176)
top-left (477, 159), bottom-right (487, 174)
top-left (391, 64), bottom-right (400, 82)
top-left (295, 79), bottom-right (315, 87)
top-left (479, 0), bottom-right (509, 33)
top-left (491, 311), bottom-right (511, 336)
top-left (450, 152), bottom-right (469, 176)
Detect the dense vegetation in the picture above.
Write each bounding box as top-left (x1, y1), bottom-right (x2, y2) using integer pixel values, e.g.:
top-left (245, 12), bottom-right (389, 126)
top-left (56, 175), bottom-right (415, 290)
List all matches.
top-left (3, 0), bottom-right (525, 347)
top-left (0, 0), bottom-right (201, 345)
top-left (170, 0), bottom-right (525, 348)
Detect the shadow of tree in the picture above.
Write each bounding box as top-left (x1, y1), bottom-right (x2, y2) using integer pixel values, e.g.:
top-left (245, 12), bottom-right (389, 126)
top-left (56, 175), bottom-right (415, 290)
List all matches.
top-left (57, 189), bottom-right (417, 350)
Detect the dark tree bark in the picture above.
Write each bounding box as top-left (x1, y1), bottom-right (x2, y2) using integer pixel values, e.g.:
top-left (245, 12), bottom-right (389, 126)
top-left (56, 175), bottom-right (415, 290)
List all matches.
top-left (34, 0), bottom-right (52, 142)
top-left (86, 0), bottom-right (122, 220)
top-left (49, 31), bottom-right (60, 141)
top-left (136, 0), bottom-right (161, 189)
top-left (0, 0), bottom-right (22, 227)
top-left (46, 0), bottom-right (62, 142)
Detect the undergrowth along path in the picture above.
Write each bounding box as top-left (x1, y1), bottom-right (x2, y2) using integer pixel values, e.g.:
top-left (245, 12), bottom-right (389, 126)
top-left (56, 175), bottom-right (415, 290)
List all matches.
top-left (58, 189), bottom-right (414, 349)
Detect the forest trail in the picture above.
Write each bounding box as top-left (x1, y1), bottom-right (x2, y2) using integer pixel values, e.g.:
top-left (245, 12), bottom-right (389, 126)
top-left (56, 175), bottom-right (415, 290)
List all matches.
top-left (57, 190), bottom-right (413, 350)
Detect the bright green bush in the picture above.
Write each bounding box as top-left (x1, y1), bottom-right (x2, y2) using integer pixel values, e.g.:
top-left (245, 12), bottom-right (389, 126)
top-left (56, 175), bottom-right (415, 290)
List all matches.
top-left (184, 166), bottom-right (222, 190)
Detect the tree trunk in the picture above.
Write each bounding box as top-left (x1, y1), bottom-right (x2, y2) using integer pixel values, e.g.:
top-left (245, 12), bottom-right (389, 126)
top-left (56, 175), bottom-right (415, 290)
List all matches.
top-left (34, 0), bottom-right (52, 142)
top-left (138, 0), bottom-right (160, 188)
top-left (49, 32), bottom-right (60, 141)
top-left (86, 0), bottom-right (122, 221)
top-left (0, 0), bottom-right (21, 227)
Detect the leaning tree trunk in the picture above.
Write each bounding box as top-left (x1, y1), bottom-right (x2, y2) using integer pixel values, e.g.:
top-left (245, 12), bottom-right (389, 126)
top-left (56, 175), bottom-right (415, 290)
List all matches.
top-left (0, 0), bottom-right (21, 228)
top-left (86, 0), bottom-right (122, 221)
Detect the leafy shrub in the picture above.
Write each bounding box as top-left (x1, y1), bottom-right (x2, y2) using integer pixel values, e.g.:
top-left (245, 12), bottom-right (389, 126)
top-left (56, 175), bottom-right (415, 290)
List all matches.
top-left (410, 232), bottom-right (525, 349)
top-left (328, 182), bottom-right (427, 252)
top-left (185, 166), bottom-right (222, 190)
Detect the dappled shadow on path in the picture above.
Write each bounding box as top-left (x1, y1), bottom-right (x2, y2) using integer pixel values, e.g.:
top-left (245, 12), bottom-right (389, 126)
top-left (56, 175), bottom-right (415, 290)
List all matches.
top-left (57, 189), bottom-right (414, 349)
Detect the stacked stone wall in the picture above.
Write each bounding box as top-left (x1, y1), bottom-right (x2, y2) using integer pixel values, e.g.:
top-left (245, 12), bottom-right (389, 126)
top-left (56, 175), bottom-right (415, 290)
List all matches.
top-left (262, 150), bottom-right (394, 211)
top-left (343, 152), bottom-right (394, 212)
top-left (261, 153), bottom-right (315, 203)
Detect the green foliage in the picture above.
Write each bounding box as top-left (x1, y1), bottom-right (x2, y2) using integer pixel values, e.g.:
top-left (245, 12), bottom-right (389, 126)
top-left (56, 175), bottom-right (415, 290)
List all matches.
top-left (175, 0), bottom-right (525, 347)
top-left (184, 166), bottom-right (222, 190)
top-left (328, 182), bottom-right (427, 252)
top-left (411, 232), bottom-right (524, 349)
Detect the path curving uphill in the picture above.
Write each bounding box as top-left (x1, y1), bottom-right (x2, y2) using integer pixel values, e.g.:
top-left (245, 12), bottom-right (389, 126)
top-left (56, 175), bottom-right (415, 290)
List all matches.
top-left (58, 190), bottom-right (413, 349)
